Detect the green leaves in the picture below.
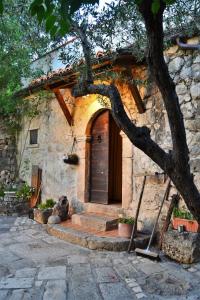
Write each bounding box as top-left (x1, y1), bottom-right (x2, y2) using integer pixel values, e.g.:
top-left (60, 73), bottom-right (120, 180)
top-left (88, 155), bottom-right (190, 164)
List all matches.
top-left (135, 0), bottom-right (177, 15)
top-left (134, 0), bottom-right (143, 5)
top-left (164, 0), bottom-right (176, 4)
top-left (0, 0), bottom-right (3, 14)
top-left (151, 0), bottom-right (160, 14)
top-left (45, 15), bottom-right (56, 32)
top-left (0, 0), bottom-right (51, 133)
top-left (29, 0), bottom-right (99, 37)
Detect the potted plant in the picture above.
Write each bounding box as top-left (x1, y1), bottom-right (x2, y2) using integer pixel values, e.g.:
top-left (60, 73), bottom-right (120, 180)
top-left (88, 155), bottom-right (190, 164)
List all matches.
top-left (63, 154), bottom-right (79, 165)
top-left (118, 216), bottom-right (135, 238)
top-left (34, 199), bottom-right (56, 224)
top-left (172, 207), bottom-right (200, 233)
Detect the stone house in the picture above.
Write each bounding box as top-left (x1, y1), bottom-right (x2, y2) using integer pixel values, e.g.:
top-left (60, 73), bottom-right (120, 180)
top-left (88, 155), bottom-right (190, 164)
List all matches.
top-left (15, 36), bottom-right (200, 231)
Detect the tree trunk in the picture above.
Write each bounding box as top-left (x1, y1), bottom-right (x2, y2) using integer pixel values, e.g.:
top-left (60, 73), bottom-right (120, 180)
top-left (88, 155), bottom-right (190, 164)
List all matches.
top-left (138, 0), bottom-right (200, 222)
top-left (72, 3), bottom-right (200, 222)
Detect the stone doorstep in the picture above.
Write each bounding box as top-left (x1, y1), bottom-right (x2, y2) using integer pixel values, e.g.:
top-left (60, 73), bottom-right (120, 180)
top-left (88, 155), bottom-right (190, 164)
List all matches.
top-left (72, 212), bottom-right (118, 231)
top-left (47, 224), bottom-right (150, 251)
top-left (83, 202), bottom-right (124, 217)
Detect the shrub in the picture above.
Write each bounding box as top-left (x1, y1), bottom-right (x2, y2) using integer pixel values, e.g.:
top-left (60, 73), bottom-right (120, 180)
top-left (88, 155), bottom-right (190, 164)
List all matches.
top-left (16, 183), bottom-right (34, 201)
top-left (38, 199), bottom-right (56, 210)
top-left (173, 207), bottom-right (194, 220)
top-left (118, 217), bottom-right (135, 225)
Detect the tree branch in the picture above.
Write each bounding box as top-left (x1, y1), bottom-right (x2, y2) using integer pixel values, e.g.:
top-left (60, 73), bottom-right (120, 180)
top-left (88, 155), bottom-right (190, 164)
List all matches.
top-left (71, 22), bottom-right (94, 83)
top-left (72, 82), bottom-right (172, 172)
top-left (139, 0), bottom-right (190, 173)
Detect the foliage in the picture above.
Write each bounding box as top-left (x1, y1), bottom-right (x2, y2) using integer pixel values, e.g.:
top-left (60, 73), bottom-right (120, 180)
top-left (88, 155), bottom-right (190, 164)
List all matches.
top-left (0, 187), bottom-right (5, 198)
top-left (15, 182), bottom-right (34, 201)
top-left (86, 0), bottom-right (200, 61)
top-left (0, 0), bottom-right (52, 133)
top-left (118, 217), bottom-right (135, 224)
top-left (29, 0), bottom-right (99, 37)
top-left (173, 207), bottom-right (194, 221)
top-left (38, 198), bottom-right (56, 210)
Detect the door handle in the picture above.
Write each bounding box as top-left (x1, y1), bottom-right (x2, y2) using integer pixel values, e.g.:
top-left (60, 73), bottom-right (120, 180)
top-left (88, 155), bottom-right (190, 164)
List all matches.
top-left (97, 135), bottom-right (102, 143)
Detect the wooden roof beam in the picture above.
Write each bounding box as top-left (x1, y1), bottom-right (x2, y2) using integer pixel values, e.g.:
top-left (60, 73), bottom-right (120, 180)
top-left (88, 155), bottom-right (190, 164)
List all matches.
top-left (53, 88), bottom-right (73, 126)
top-left (125, 69), bottom-right (146, 114)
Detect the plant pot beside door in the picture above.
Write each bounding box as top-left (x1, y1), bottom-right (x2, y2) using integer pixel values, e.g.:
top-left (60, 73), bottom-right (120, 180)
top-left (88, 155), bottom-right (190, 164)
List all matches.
top-left (118, 217), bottom-right (135, 238)
top-left (172, 208), bottom-right (200, 233)
top-left (34, 199), bottom-right (56, 224)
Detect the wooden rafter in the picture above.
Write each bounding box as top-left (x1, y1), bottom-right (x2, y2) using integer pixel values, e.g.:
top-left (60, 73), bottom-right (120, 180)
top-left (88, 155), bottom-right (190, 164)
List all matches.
top-left (125, 69), bottom-right (146, 114)
top-left (53, 88), bottom-right (73, 126)
top-left (128, 82), bottom-right (146, 114)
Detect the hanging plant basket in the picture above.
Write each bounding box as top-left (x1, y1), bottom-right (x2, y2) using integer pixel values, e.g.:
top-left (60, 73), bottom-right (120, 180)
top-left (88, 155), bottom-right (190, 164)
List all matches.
top-left (63, 153), bottom-right (79, 165)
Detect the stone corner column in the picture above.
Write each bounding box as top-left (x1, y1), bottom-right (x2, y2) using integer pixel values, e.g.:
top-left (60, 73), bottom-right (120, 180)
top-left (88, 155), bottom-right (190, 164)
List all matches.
top-left (120, 132), bottom-right (133, 210)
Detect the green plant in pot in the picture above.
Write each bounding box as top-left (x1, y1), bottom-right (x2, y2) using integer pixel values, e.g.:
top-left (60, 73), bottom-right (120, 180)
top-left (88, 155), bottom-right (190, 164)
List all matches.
top-left (172, 207), bottom-right (200, 233)
top-left (118, 216), bottom-right (135, 238)
top-left (37, 199), bottom-right (56, 210)
top-left (34, 199), bottom-right (56, 224)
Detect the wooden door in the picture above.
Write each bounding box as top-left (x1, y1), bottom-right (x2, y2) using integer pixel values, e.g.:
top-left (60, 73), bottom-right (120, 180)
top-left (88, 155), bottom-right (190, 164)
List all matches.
top-left (89, 110), bottom-right (122, 204)
top-left (90, 110), bottom-right (109, 204)
top-left (30, 165), bottom-right (42, 208)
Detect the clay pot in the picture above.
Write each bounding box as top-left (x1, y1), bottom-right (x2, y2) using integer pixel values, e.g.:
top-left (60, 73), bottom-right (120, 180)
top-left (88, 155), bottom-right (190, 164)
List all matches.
top-left (34, 208), bottom-right (53, 224)
top-left (172, 218), bottom-right (200, 233)
top-left (118, 223), bottom-right (133, 238)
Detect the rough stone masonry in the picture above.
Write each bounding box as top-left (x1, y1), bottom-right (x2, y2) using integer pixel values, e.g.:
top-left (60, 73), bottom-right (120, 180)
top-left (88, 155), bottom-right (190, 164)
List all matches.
top-left (1, 36), bottom-right (199, 231)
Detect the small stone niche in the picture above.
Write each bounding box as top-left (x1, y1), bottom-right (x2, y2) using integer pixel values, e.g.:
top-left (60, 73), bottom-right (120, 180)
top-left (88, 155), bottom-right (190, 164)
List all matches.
top-left (162, 230), bottom-right (200, 264)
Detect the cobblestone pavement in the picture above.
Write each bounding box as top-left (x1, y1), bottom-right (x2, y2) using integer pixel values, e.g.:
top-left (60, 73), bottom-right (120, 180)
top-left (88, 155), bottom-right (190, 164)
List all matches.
top-left (0, 217), bottom-right (200, 300)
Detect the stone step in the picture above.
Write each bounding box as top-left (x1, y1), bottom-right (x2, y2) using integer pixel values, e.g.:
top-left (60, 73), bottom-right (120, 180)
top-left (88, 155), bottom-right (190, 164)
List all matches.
top-left (71, 212), bottom-right (119, 231)
top-left (83, 203), bottom-right (124, 218)
top-left (47, 224), bottom-right (150, 251)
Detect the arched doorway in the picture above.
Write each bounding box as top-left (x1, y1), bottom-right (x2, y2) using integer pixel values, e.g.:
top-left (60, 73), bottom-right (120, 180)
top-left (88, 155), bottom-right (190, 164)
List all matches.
top-left (85, 110), bottom-right (122, 205)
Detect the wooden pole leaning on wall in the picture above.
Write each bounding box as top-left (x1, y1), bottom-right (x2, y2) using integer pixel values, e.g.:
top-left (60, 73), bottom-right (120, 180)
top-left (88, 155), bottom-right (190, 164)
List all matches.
top-left (128, 175), bottom-right (147, 253)
top-left (158, 193), bottom-right (180, 250)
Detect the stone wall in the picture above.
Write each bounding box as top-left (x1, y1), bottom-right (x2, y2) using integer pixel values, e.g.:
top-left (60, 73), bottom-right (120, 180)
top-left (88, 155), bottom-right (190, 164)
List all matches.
top-left (0, 121), bottom-right (17, 185)
top-left (0, 192), bottom-right (29, 216)
top-left (128, 37), bottom-right (200, 230)
top-left (16, 36), bottom-right (200, 231)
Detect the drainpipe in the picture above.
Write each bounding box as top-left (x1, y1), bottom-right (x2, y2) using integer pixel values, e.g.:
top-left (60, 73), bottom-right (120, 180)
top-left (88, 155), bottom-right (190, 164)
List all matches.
top-left (175, 35), bottom-right (200, 51)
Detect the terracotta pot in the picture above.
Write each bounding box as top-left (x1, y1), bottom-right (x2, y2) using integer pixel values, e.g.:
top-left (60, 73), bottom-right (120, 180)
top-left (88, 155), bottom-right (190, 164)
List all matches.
top-left (172, 218), bottom-right (200, 233)
top-left (34, 208), bottom-right (53, 224)
top-left (118, 223), bottom-right (133, 238)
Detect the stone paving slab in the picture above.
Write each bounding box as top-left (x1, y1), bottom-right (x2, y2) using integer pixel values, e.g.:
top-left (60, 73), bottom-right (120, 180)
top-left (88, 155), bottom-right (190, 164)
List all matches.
top-left (70, 281), bottom-right (102, 300)
top-left (0, 290), bottom-right (9, 299)
top-left (38, 266), bottom-right (66, 280)
top-left (15, 267), bottom-right (37, 278)
top-left (0, 277), bottom-right (34, 289)
top-left (95, 267), bottom-right (119, 283)
top-left (0, 216), bottom-right (200, 299)
top-left (71, 264), bottom-right (94, 283)
top-left (68, 254), bottom-right (89, 265)
top-left (43, 280), bottom-right (67, 300)
top-left (9, 289), bottom-right (25, 300)
top-left (99, 282), bottom-right (136, 300)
